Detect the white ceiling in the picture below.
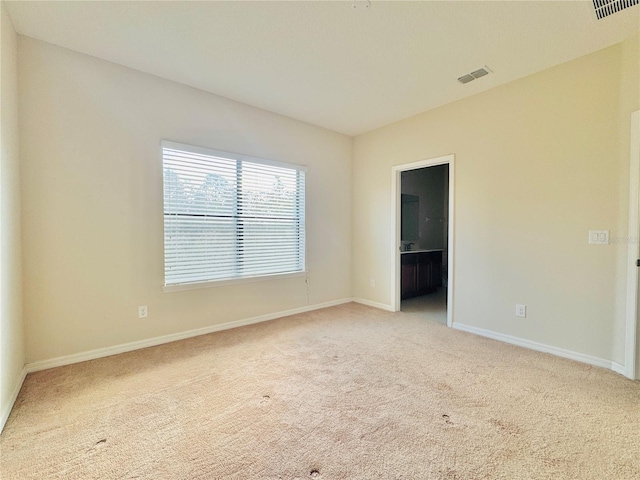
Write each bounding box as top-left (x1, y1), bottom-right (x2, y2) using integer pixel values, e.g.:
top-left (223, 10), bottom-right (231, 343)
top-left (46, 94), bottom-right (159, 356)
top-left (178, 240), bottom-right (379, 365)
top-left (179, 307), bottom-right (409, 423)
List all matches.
top-left (5, 1), bottom-right (640, 136)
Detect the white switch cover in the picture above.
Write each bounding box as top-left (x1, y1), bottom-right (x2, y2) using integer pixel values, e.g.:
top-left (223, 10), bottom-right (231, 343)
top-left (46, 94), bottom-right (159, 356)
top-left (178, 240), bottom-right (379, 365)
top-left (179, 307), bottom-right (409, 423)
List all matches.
top-left (588, 230), bottom-right (609, 245)
top-left (515, 304), bottom-right (526, 318)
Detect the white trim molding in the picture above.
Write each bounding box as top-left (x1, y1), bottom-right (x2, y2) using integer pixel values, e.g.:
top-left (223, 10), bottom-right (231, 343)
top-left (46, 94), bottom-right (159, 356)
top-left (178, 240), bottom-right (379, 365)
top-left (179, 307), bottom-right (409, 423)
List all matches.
top-left (1, 366), bottom-right (27, 434)
top-left (26, 298), bottom-right (352, 373)
top-left (611, 362), bottom-right (626, 376)
top-left (623, 110), bottom-right (639, 380)
top-left (453, 322), bottom-right (614, 371)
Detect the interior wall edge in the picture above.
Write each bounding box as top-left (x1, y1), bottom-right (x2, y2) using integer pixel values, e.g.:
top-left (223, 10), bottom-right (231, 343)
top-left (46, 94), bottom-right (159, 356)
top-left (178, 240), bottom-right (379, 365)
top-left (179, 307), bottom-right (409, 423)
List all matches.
top-left (351, 298), bottom-right (394, 312)
top-left (0, 366), bottom-right (27, 435)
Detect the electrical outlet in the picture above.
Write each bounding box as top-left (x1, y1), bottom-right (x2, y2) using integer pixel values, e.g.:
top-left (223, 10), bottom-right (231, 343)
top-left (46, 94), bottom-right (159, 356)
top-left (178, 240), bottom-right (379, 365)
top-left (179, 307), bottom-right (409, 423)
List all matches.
top-left (138, 305), bottom-right (148, 318)
top-left (588, 230), bottom-right (609, 245)
top-left (370, 279), bottom-right (376, 288)
top-left (515, 304), bottom-right (526, 318)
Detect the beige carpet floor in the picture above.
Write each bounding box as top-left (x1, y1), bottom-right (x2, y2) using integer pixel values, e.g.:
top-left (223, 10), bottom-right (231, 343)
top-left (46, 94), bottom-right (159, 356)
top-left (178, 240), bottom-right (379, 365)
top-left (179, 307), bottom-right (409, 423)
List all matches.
top-left (1, 303), bottom-right (639, 479)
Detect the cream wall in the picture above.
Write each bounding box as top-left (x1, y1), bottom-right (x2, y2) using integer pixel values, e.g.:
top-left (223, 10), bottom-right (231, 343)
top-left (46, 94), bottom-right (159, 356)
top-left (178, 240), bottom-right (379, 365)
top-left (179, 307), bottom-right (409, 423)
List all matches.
top-left (618, 36), bottom-right (640, 377)
top-left (19, 38), bottom-right (352, 363)
top-left (612, 34), bottom-right (640, 372)
top-left (0, 3), bottom-right (25, 428)
top-left (12, 31), bottom-right (640, 371)
top-left (353, 37), bottom-right (639, 363)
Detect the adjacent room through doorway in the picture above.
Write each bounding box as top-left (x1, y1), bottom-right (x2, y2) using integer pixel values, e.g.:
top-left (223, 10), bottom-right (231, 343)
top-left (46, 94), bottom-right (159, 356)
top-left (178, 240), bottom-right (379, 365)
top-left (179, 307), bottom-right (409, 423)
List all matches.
top-left (399, 164), bottom-right (449, 324)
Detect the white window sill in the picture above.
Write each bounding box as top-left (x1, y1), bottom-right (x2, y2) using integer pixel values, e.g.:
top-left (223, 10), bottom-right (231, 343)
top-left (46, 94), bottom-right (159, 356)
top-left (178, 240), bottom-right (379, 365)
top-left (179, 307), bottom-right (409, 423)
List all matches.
top-left (163, 271), bottom-right (307, 293)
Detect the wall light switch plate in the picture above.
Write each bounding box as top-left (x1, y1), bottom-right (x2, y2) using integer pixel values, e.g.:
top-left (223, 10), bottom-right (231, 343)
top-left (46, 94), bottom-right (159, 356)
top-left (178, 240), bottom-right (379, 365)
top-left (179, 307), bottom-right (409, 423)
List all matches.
top-left (588, 230), bottom-right (609, 245)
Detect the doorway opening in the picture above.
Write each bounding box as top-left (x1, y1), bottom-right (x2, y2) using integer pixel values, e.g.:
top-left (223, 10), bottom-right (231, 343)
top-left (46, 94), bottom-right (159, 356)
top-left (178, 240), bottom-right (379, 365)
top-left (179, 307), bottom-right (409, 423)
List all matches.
top-left (391, 155), bottom-right (454, 327)
top-left (625, 109), bottom-right (639, 380)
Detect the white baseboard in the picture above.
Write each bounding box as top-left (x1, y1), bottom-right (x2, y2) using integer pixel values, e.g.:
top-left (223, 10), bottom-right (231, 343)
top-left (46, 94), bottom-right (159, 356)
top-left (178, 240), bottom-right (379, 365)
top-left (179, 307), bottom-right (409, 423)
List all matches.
top-left (26, 298), bottom-right (352, 373)
top-left (452, 322), bottom-right (613, 370)
top-left (352, 297), bottom-right (394, 312)
top-left (611, 361), bottom-right (628, 377)
top-left (1, 366), bottom-right (27, 434)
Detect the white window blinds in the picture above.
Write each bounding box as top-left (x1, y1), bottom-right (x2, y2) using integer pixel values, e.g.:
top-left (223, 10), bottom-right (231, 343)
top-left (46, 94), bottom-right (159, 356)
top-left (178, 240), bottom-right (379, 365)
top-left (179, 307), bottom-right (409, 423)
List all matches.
top-left (162, 141), bottom-right (306, 287)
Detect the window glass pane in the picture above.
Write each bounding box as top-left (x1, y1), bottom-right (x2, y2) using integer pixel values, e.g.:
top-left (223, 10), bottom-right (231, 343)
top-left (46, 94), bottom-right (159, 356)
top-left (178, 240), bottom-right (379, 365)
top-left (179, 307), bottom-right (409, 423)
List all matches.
top-left (165, 217), bottom-right (237, 284)
top-left (163, 149), bottom-right (236, 217)
top-left (240, 163), bottom-right (298, 219)
top-left (240, 218), bottom-right (302, 276)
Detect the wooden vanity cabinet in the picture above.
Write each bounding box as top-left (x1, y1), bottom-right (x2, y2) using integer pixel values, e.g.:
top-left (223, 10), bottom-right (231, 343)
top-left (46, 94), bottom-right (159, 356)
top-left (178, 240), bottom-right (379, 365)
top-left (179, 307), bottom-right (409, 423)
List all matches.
top-left (401, 254), bottom-right (417, 297)
top-left (401, 250), bottom-right (442, 299)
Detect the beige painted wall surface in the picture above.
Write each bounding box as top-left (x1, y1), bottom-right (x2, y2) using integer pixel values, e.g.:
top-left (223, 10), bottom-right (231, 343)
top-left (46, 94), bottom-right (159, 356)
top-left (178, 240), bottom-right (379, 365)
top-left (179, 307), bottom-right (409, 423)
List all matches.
top-left (19, 38), bottom-right (352, 363)
top-left (353, 38), bottom-right (639, 362)
top-left (617, 35), bottom-right (640, 378)
top-left (0, 3), bottom-right (25, 424)
top-left (612, 34), bottom-right (640, 369)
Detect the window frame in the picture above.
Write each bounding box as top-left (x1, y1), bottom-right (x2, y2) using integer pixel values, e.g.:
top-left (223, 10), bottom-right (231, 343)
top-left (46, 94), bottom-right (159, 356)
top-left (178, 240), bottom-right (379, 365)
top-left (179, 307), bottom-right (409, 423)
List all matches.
top-left (161, 140), bottom-right (307, 293)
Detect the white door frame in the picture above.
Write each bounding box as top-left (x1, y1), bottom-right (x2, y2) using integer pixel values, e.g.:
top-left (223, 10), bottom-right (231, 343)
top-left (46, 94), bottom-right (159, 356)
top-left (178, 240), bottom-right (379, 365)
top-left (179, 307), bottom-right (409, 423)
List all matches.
top-left (391, 154), bottom-right (455, 327)
top-left (624, 110), bottom-right (640, 380)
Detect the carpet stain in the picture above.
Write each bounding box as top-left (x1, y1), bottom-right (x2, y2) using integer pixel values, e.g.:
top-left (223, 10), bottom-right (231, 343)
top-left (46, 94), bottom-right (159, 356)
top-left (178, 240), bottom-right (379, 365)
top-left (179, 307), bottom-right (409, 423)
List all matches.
top-left (85, 438), bottom-right (107, 454)
top-left (436, 382), bottom-right (453, 391)
top-left (490, 418), bottom-right (523, 436)
top-left (438, 467), bottom-right (462, 479)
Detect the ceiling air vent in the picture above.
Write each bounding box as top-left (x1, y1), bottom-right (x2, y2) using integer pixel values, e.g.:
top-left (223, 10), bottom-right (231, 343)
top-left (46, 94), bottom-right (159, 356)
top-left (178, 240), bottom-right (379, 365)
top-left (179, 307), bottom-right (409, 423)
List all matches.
top-left (592, 0), bottom-right (638, 19)
top-left (457, 67), bottom-right (491, 85)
